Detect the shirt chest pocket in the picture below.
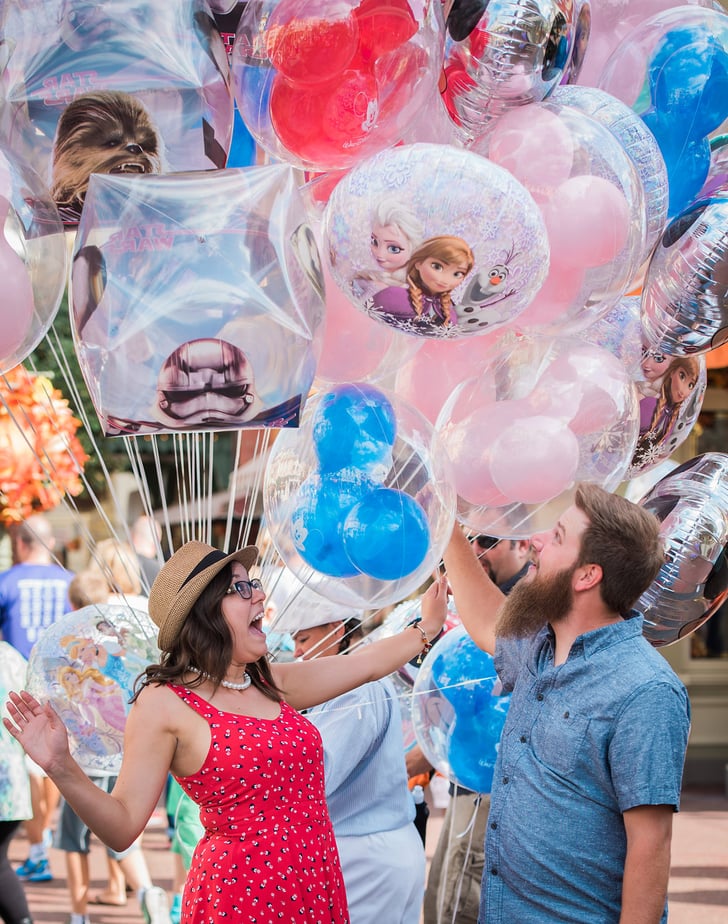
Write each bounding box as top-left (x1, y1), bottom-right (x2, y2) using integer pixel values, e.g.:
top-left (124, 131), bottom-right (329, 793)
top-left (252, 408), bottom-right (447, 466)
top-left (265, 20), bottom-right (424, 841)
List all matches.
top-left (530, 699), bottom-right (590, 777)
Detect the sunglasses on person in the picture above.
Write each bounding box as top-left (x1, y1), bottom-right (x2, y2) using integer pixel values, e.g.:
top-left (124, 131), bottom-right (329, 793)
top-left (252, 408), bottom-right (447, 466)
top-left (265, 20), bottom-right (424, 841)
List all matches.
top-left (226, 579), bottom-right (264, 600)
top-left (474, 535), bottom-right (501, 551)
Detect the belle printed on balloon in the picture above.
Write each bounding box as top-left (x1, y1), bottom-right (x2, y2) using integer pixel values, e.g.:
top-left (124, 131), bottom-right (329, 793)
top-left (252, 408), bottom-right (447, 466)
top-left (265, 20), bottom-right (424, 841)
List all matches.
top-left (324, 143), bottom-right (550, 339)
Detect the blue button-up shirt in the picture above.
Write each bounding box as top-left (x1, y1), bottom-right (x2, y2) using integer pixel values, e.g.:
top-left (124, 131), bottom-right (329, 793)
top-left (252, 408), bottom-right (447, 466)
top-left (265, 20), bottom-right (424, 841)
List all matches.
top-left (481, 615), bottom-right (690, 924)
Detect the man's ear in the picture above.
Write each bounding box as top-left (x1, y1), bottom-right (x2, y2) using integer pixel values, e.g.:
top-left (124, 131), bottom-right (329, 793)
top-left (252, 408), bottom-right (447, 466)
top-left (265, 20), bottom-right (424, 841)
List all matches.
top-left (573, 563), bottom-right (603, 593)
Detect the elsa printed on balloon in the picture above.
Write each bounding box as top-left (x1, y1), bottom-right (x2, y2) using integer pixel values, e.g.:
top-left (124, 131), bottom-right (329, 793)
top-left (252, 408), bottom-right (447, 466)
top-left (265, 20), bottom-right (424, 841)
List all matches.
top-left (630, 353), bottom-right (705, 475)
top-left (325, 143), bottom-right (550, 341)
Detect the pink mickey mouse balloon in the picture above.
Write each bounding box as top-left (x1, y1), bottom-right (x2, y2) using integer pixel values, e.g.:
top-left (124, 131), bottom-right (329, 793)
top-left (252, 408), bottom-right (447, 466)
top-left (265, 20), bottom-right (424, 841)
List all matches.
top-left (435, 333), bottom-right (639, 537)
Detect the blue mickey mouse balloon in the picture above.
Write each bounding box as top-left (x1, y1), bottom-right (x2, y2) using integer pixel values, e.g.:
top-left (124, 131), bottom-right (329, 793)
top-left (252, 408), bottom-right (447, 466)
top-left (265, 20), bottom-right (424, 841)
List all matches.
top-left (343, 487), bottom-right (430, 581)
top-left (412, 624), bottom-right (511, 793)
top-left (291, 471), bottom-right (373, 578)
top-left (312, 383), bottom-right (397, 479)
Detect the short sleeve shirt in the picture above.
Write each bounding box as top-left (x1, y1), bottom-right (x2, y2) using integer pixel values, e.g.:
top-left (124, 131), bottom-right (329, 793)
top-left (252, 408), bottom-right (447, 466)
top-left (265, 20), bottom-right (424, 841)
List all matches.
top-left (0, 563), bottom-right (73, 658)
top-left (482, 616), bottom-right (690, 924)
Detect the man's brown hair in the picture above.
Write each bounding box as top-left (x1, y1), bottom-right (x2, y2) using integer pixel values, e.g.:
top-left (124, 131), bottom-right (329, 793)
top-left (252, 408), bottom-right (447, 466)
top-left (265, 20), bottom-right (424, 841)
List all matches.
top-left (574, 483), bottom-right (664, 615)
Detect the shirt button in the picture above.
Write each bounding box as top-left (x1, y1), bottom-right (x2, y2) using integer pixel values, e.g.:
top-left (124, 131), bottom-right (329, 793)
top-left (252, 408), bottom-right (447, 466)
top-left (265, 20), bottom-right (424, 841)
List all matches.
top-left (537, 693), bottom-right (544, 701)
top-left (502, 777), bottom-right (509, 784)
top-left (520, 735), bottom-right (527, 743)
top-left (564, 710), bottom-right (570, 718)
top-left (491, 868), bottom-right (498, 876)
top-left (491, 821), bottom-right (498, 830)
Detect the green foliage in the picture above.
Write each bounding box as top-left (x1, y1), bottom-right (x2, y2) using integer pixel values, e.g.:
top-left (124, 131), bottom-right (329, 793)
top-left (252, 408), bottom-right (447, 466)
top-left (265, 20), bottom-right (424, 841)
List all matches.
top-left (30, 292), bottom-right (131, 499)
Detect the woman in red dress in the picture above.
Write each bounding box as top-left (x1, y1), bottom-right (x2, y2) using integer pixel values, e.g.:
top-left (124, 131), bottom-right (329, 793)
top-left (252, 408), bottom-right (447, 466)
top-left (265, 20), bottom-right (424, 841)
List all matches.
top-left (4, 541), bottom-right (448, 923)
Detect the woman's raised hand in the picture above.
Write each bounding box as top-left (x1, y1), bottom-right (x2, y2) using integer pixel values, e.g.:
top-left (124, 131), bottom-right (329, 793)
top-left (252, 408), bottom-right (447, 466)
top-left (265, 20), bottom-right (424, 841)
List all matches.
top-left (420, 572), bottom-right (450, 639)
top-left (4, 690), bottom-right (71, 774)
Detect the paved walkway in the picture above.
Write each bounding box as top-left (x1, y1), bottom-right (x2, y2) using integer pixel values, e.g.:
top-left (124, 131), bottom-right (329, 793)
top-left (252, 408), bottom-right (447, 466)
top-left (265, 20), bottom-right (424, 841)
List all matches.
top-left (12, 787), bottom-right (728, 922)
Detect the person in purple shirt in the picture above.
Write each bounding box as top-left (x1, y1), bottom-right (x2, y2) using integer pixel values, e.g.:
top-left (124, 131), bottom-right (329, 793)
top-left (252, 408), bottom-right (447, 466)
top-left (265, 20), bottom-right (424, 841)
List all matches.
top-left (0, 514), bottom-right (73, 884)
top-left (443, 483), bottom-right (690, 924)
top-left (0, 516), bottom-right (73, 660)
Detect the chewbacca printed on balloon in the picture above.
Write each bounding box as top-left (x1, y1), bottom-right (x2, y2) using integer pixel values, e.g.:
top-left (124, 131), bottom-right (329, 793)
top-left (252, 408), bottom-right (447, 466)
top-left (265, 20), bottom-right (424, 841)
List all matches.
top-left (50, 90), bottom-right (164, 226)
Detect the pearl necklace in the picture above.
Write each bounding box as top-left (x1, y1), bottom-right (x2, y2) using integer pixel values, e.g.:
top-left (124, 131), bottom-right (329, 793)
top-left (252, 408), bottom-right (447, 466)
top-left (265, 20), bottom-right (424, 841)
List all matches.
top-left (190, 667), bottom-right (251, 691)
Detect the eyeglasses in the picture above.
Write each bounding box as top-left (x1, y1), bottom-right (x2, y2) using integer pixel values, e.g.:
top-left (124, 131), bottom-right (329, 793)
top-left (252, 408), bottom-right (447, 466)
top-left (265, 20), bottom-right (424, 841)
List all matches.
top-left (226, 579), bottom-right (264, 600)
top-left (474, 536), bottom-right (501, 551)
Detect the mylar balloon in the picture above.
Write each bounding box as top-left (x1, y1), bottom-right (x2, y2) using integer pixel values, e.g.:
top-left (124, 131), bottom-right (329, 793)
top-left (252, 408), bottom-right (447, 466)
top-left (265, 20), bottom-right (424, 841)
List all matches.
top-left (0, 148), bottom-right (66, 372)
top-left (440, 0), bottom-right (576, 140)
top-left (325, 143), bottom-right (549, 339)
top-left (0, 0), bottom-right (233, 226)
top-left (640, 196), bottom-right (728, 358)
top-left (634, 453), bottom-right (728, 647)
top-left (231, 0), bottom-right (444, 172)
top-left (411, 624), bottom-right (510, 793)
top-left (628, 353), bottom-right (706, 478)
top-left (71, 165), bottom-right (324, 436)
top-left (25, 604), bottom-right (159, 774)
top-left (436, 334), bottom-right (639, 537)
top-left (263, 383), bottom-right (455, 609)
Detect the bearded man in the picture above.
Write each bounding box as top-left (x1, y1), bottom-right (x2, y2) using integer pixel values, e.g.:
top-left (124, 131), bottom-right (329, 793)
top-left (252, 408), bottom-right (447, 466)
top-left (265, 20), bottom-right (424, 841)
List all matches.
top-left (443, 482), bottom-right (690, 924)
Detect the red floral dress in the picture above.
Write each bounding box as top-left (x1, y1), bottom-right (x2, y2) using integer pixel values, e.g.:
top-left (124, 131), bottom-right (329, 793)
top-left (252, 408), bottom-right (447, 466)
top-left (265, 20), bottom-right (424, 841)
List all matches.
top-left (169, 685), bottom-right (349, 923)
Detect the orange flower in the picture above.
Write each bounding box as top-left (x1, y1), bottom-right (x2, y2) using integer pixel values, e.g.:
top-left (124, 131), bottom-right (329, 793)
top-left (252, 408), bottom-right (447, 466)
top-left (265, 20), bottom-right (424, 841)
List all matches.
top-left (0, 365), bottom-right (88, 525)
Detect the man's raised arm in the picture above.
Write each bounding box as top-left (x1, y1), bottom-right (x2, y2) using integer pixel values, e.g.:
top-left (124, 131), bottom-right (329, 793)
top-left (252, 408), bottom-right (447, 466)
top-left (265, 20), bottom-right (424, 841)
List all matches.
top-left (443, 526), bottom-right (506, 655)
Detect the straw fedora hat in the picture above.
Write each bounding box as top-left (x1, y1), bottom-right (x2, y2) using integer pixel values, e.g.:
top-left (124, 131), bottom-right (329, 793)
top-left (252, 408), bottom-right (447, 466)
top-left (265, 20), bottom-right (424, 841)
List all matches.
top-left (149, 541), bottom-right (258, 651)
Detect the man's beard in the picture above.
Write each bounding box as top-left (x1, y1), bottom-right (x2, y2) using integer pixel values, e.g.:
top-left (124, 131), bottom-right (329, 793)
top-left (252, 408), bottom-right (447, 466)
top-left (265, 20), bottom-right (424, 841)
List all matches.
top-left (496, 564), bottom-right (576, 639)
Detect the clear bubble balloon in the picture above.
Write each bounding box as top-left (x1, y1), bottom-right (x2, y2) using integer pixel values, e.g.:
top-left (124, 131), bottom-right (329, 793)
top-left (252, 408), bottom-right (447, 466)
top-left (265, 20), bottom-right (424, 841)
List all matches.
top-left (71, 165), bottom-right (324, 436)
top-left (231, 0), bottom-right (444, 172)
top-left (598, 6), bottom-right (728, 216)
top-left (411, 624), bottom-right (511, 793)
top-left (26, 604), bottom-right (159, 775)
top-left (0, 0), bottom-right (233, 227)
top-left (551, 85), bottom-right (669, 258)
top-left (436, 334), bottom-right (639, 537)
top-left (634, 453), bottom-right (728, 647)
top-left (572, 0), bottom-right (714, 90)
top-left (475, 101), bottom-right (645, 335)
top-left (640, 195), bottom-right (728, 358)
top-left (0, 148), bottom-right (66, 373)
top-left (263, 382), bottom-right (456, 609)
top-left (325, 143), bottom-right (549, 340)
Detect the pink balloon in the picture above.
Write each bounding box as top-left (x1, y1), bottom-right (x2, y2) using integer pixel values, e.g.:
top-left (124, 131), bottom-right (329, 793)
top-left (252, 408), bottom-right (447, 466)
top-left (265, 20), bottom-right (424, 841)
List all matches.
top-left (316, 256), bottom-right (409, 384)
top-left (514, 263), bottom-right (584, 331)
top-left (542, 176), bottom-right (631, 269)
top-left (0, 196), bottom-right (33, 363)
top-left (533, 346), bottom-right (625, 434)
top-left (444, 399), bottom-right (529, 507)
top-left (490, 416), bottom-right (580, 504)
top-left (395, 330), bottom-right (508, 424)
top-left (484, 106), bottom-right (574, 205)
